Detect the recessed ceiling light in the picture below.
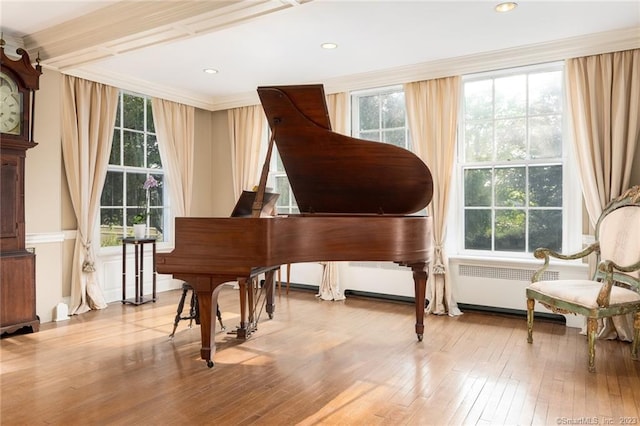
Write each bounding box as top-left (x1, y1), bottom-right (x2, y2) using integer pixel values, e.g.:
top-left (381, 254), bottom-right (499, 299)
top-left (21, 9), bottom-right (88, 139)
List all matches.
top-left (321, 42), bottom-right (338, 50)
top-left (495, 2), bottom-right (517, 12)
top-left (203, 68), bottom-right (219, 74)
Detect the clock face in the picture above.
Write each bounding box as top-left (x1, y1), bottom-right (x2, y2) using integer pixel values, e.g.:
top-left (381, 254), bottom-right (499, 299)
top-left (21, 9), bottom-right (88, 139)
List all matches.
top-left (0, 71), bottom-right (23, 135)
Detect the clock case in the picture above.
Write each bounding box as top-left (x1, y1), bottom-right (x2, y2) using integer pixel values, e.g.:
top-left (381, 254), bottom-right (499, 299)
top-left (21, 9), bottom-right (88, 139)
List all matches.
top-left (1, 42), bottom-right (42, 335)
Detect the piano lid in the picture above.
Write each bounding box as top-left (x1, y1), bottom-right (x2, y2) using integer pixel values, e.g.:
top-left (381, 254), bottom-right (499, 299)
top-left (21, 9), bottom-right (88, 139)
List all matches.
top-left (258, 85), bottom-right (433, 215)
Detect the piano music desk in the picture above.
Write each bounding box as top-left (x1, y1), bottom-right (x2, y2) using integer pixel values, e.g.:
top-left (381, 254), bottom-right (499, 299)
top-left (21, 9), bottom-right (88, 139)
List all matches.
top-left (121, 237), bottom-right (157, 305)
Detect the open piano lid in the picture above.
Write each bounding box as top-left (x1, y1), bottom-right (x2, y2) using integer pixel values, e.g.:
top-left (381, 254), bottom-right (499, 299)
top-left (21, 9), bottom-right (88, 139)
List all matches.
top-left (258, 85), bottom-right (433, 215)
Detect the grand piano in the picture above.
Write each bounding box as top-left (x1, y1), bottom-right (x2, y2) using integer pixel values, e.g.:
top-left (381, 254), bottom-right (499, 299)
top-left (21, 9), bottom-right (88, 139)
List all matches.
top-left (156, 85), bottom-right (434, 367)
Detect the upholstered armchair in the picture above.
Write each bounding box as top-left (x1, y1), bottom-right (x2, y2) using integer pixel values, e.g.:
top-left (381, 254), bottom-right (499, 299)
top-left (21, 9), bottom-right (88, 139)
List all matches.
top-left (526, 186), bottom-right (640, 372)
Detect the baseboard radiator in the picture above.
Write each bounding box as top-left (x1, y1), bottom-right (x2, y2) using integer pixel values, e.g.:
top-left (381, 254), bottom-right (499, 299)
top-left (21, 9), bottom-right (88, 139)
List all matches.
top-left (458, 264), bottom-right (558, 281)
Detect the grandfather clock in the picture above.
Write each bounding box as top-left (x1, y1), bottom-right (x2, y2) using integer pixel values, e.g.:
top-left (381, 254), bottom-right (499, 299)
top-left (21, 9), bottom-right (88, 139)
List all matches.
top-left (0, 39), bottom-right (42, 335)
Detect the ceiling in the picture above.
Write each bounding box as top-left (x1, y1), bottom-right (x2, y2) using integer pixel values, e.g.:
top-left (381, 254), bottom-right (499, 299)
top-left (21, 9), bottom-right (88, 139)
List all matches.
top-left (1, 0), bottom-right (639, 111)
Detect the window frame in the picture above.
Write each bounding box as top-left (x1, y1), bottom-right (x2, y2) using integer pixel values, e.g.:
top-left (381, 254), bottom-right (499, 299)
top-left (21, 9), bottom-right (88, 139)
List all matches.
top-left (454, 62), bottom-right (582, 259)
top-left (99, 90), bottom-right (172, 252)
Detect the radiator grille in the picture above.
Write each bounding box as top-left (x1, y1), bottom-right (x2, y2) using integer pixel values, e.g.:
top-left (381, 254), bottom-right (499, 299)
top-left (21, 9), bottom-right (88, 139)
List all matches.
top-left (458, 264), bottom-right (558, 282)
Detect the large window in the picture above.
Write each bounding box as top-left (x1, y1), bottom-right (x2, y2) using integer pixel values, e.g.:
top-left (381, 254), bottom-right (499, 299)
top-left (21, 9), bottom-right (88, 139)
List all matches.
top-left (100, 92), bottom-right (168, 247)
top-left (460, 65), bottom-right (564, 254)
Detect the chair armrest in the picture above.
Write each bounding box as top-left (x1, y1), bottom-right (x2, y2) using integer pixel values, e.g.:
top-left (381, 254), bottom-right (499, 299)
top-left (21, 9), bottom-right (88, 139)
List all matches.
top-left (531, 243), bottom-right (600, 282)
top-left (596, 258), bottom-right (640, 306)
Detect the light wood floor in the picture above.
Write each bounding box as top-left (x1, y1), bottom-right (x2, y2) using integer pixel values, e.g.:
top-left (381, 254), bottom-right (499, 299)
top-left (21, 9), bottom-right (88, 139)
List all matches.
top-left (1, 286), bottom-right (639, 425)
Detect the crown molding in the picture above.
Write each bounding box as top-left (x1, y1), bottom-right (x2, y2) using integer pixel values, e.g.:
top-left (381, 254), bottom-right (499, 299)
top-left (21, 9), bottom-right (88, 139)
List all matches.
top-left (209, 26), bottom-right (640, 111)
top-left (322, 26), bottom-right (640, 95)
top-left (46, 25), bottom-right (640, 112)
top-left (63, 65), bottom-right (217, 111)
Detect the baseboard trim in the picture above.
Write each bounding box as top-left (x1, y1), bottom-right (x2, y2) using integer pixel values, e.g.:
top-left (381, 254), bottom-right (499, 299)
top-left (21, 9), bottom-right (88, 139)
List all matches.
top-left (287, 282), bottom-right (566, 324)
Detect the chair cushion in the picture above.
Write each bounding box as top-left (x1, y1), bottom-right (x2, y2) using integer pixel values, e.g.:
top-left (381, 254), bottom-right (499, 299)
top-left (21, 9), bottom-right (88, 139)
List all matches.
top-left (528, 279), bottom-right (640, 308)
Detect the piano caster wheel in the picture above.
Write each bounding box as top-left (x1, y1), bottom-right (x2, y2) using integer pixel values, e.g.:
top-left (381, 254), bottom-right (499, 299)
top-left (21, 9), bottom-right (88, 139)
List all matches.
top-left (417, 334), bottom-right (423, 342)
top-left (206, 360), bottom-right (214, 368)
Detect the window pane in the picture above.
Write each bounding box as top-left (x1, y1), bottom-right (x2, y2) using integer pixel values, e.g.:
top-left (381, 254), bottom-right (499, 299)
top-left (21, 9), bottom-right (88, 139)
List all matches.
top-left (359, 95), bottom-right (379, 131)
top-left (123, 130), bottom-right (144, 167)
top-left (123, 93), bottom-right (144, 130)
top-left (464, 121), bottom-right (493, 162)
top-left (148, 173), bottom-right (163, 207)
top-left (126, 172), bottom-right (146, 207)
top-left (381, 92), bottom-right (405, 129)
top-left (114, 99), bottom-right (121, 127)
top-left (529, 115), bottom-right (562, 159)
top-left (359, 130), bottom-right (380, 142)
top-left (495, 118), bottom-right (526, 161)
top-left (529, 165), bottom-right (562, 207)
top-left (529, 210), bottom-right (562, 252)
top-left (495, 167), bottom-right (525, 207)
top-left (146, 98), bottom-right (155, 133)
top-left (126, 207), bottom-right (145, 226)
top-left (110, 131), bottom-right (121, 165)
top-left (148, 207), bottom-right (164, 238)
top-left (100, 208), bottom-right (123, 247)
top-left (529, 71), bottom-right (562, 115)
top-left (382, 128), bottom-right (405, 148)
top-left (495, 209), bottom-right (525, 251)
top-left (147, 133), bottom-right (161, 169)
top-left (464, 168), bottom-right (492, 206)
top-left (465, 209), bottom-right (491, 250)
top-left (495, 74), bottom-right (526, 118)
top-left (464, 80), bottom-right (493, 120)
top-left (101, 171), bottom-right (123, 207)
top-left (275, 148), bottom-right (285, 172)
top-left (275, 175), bottom-right (290, 207)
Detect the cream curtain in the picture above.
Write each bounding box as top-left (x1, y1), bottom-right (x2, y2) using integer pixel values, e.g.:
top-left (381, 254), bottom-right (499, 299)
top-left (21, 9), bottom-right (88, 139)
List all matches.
top-left (228, 105), bottom-right (265, 198)
top-left (404, 76), bottom-right (462, 316)
top-left (316, 93), bottom-right (350, 301)
top-left (61, 76), bottom-right (119, 314)
top-left (151, 98), bottom-right (195, 218)
top-left (566, 48), bottom-right (640, 341)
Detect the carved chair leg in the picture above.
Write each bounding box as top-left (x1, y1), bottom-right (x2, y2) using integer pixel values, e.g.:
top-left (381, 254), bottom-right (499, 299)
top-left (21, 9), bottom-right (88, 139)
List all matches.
top-left (632, 312), bottom-right (640, 361)
top-left (526, 298), bottom-right (535, 344)
top-left (587, 317), bottom-right (598, 373)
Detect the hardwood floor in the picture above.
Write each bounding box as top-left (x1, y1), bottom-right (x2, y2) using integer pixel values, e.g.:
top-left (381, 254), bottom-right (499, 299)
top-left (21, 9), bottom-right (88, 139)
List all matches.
top-left (1, 286), bottom-right (639, 425)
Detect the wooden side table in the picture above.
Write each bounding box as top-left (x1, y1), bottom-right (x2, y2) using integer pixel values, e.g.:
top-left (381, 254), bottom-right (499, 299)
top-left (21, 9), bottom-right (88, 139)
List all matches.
top-left (121, 237), bottom-right (157, 305)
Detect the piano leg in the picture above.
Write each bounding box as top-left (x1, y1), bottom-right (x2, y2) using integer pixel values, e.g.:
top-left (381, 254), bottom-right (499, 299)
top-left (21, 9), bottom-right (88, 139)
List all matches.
top-left (265, 269), bottom-right (276, 319)
top-left (195, 282), bottom-right (224, 368)
top-left (410, 262), bottom-right (428, 342)
top-left (237, 277), bottom-right (250, 339)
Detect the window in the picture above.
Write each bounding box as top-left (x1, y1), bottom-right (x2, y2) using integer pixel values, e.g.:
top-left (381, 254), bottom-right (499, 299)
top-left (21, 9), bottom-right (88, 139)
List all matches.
top-left (269, 145), bottom-right (299, 215)
top-left (460, 64), bottom-right (564, 254)
top-left (351, 86), bottom-right (411, 150)
top-left (100, 92), bottom-right (168, 247)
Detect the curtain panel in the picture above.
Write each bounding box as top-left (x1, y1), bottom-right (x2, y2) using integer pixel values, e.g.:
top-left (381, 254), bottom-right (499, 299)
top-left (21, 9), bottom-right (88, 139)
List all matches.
top-left (228, 105), bottom-right (266, 198)
top-left (61, 76), bottom-right (119, 314)
top-left (151, 98), bottom-right (195, 219)
top-left (404, 76), bottom-right (462, 316)
top-left (566, 48), bottom-right (640, 341)
top-left (317, 92), bottom-right (350, 301)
